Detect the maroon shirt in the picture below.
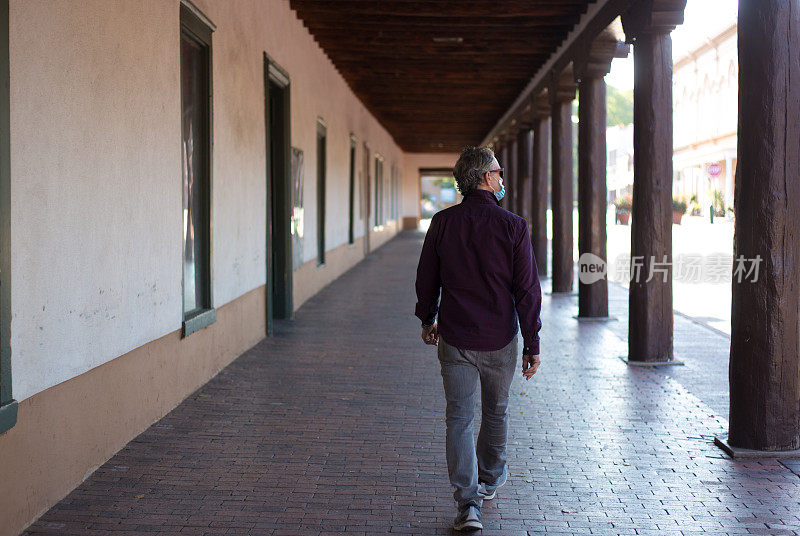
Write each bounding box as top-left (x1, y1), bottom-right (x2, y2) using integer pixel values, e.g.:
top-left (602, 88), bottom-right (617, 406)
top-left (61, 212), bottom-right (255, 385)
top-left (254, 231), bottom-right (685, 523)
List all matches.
top-left (414, 189), bottom-right (542, 355)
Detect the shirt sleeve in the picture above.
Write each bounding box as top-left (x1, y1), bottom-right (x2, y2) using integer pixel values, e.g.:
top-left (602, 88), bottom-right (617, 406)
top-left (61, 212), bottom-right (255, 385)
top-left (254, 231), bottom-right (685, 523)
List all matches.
top-left (511, 218), bottom-right (542, 355)
top-left (414, 214), bottom-right (442, 326)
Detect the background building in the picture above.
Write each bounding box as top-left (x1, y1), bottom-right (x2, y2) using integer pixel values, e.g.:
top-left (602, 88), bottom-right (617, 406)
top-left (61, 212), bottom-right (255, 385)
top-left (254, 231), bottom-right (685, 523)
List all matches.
top-left (672, 23), bottom-right (738, 216)
top-left (606, 123), bottom-right (634, 202)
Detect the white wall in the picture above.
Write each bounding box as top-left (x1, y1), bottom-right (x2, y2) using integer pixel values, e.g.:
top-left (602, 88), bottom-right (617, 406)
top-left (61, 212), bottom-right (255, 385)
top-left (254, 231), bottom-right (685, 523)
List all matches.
top-left (10, 0), bottom-right (406, 402)
top-left (673, 27), bottom-right (737, 150)
top-left (11, 0), bottom-right (183, 402)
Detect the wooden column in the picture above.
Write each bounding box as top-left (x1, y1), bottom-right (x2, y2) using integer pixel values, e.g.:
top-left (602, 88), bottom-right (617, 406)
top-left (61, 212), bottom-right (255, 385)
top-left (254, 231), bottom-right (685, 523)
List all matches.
top-left (531, 92), bottom-right (550, 278)
top-left (550, 67), bottom-right (577, 293)
top-left (727, 0), bottom-right (800, 451)
top-left (495, 140), bottom-right (509, 210)
top-left (622, 1), bottom-right (685, 362)
top-left (574, 35), bottom-right (629, 318)
top-left (516, 125), bottom-right (533, 221)
top-left (506, 133), bottom-right (519, 213)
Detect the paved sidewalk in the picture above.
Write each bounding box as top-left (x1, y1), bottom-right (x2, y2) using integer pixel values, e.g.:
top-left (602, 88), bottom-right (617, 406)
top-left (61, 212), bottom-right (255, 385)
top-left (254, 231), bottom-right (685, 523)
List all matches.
top-left (22, 231), bottom-right (800, 535)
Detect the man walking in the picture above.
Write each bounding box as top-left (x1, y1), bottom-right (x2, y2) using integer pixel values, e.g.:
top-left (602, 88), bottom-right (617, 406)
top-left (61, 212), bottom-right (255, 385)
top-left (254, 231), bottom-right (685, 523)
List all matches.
top-left (415, 146), bottom-right (542, 531)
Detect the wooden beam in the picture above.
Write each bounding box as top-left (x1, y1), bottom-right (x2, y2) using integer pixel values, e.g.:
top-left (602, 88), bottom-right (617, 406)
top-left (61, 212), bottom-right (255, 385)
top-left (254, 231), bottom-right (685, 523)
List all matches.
top-left (307, 41), bottom-right (560, 55)
top-left (300, 16), bottom-right (579, 28)
top-left (482, 0), bottom-right (636, 145)
top-left (290, 1), bottom-right (584, 17)
top-left (289, 0), bottom-right (597, 153)
top-left (573, 29), bottom-right (629, 81)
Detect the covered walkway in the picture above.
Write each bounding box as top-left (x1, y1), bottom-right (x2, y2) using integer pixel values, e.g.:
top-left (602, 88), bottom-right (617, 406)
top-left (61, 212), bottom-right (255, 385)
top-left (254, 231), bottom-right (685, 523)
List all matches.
top-left (22, 232), bottom-right (800, 536)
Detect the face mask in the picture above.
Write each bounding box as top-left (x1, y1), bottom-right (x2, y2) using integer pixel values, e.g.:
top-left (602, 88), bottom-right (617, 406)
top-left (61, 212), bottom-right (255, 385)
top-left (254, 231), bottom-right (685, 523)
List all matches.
top-left (491, 177), bottom-right (506, 201)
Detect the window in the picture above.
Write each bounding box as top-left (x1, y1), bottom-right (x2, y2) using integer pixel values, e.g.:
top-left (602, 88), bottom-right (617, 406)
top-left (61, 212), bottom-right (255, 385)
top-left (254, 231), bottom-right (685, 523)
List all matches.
top-left (393, 163), bottom-right (400, 220)
top-left (317, 119), bottom-right (327, 265)
top-left (374, 155), bottom-right (384, 227)
top-left (362, 143), bottom-right (371, 254)
top-left (180, 3), bottom-right (215, 336)
top-left (348, 135), bottom-right (356, 245)
top-left (0, 0), bottom-right (16, 434)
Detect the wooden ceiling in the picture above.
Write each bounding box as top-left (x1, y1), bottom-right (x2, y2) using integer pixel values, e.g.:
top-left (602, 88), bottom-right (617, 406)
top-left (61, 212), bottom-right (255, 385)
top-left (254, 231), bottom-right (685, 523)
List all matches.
top-left (289, 0), bottom-right (593, 153)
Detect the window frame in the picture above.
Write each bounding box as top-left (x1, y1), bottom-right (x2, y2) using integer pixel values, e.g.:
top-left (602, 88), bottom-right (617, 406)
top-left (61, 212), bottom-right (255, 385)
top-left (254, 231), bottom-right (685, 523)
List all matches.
top-left (0, 0), bottom-right (16, 435)
top-left (264, 54), bottom-right (293, 327)
top-left (348, 134), bottom-right (357, 245)
top-left (374, 154), bottom-right (384, 228)
top-left (391, 162), bottom-right (398, 221)
top-left (316, 118), bottom-right (327, 266)
top-left (180, 2), bottom-right (216, 337)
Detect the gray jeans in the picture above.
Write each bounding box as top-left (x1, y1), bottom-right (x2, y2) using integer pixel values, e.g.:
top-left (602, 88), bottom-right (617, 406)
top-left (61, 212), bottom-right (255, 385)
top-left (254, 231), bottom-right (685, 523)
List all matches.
top-left (437, 332), bottom-right (519, 508)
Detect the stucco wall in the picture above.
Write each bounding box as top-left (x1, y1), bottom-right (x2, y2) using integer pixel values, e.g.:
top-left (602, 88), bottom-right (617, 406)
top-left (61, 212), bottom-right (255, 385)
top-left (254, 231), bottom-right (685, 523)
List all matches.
top-left (9, 0), bottom-right (405, 403)
top-left (10, 0), bottom-right (183, 403)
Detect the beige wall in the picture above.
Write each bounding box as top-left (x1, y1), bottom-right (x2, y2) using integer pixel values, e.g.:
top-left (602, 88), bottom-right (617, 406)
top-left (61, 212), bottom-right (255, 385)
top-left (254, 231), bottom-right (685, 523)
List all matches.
top-left (292, 222), bottom-right (399, 310)
top-left (10, 0), bottom-right (183, 403)
top-left (9, 0), bottom-right (406, 404)
top-left (0, 287), bottom-right (266, 536)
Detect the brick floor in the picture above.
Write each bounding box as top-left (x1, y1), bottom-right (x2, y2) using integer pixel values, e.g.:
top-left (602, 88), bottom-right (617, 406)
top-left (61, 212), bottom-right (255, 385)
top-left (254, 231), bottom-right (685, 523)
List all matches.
top-left (21, 231), bottom-right (800, 536)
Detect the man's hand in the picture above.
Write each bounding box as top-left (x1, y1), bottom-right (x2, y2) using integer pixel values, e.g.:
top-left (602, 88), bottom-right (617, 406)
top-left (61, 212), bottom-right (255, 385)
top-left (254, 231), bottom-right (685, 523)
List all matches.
top-left (522, 353), bottom-right (540, 380)
top-left (421, 322), bottom-right (439, 346)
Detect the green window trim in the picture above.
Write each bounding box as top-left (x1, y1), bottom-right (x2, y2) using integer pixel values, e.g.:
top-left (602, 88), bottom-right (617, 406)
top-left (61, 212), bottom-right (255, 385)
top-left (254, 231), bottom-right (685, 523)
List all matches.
top-left (0, 0), bottom-right (13, 435)
top-left (180, 3), bottom-right (215, 334)
top-left (0, 400), bottom-right (17, 435)
top-left (316, 119), bottom-right (327, 266)
top-left (182, 307), bottom-right (217, 337)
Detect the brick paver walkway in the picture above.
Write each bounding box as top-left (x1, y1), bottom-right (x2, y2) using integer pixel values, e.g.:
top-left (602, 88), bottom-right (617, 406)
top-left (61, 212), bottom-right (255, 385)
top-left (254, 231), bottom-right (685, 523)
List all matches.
top-left (22, 231), bottom-right (800, 535)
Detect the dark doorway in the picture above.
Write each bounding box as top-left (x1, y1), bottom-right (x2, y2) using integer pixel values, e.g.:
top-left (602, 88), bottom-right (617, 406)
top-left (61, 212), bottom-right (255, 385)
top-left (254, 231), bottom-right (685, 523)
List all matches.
top-left (374, 156), bottom-right (383, 228)
top-left (264, 56), bottom-right (292, 335)
top-left (316, 120), bottom-right (326, 266)
top-left (348, 136), bottom-right (356, 245)
top-left (362, 143), bottom-right (371, 255)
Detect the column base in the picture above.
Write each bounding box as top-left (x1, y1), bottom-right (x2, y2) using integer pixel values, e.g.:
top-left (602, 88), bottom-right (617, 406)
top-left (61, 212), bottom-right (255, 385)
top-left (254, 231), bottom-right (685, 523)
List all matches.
top-left (573, 315), bottom-right (617, 322)
top-left (714, 436), bottom-right (800, 459)
top-left (401, 216), bottom-right (420, 230)
top-left (618, 356), bottom-right (684, 367)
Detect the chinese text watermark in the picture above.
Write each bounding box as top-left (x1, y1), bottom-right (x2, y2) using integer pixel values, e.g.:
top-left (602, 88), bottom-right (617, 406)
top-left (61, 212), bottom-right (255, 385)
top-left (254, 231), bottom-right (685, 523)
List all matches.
top-left (578, 253), bottom-right (762, 284)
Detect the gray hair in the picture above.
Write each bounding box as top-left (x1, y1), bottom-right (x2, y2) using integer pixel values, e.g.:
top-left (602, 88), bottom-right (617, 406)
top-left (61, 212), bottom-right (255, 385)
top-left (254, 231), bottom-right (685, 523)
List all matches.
top-left (453, 146), bottom-right (495, 195)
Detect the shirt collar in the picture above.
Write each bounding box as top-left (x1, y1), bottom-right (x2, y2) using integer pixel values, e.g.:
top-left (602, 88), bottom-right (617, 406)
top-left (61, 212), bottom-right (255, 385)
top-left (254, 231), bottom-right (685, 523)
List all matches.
top-left (462, 189), bottom-right (500, 205)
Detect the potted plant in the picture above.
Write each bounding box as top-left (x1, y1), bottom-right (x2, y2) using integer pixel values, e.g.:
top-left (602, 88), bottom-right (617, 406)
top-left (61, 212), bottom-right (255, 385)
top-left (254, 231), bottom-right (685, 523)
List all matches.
top-left (689, 194), bottom-right (701, 216)
top-left (614, 195), bottom-right (632, 225)
top-left (712, 189), bottom-right (726, 217)
top-left (672, 197), bottom-right (687, 224)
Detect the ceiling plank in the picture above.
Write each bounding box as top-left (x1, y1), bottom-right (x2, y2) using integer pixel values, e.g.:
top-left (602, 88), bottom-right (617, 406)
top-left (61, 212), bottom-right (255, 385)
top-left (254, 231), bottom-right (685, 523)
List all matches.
top-left (289, 1), bottom-right (594, 152)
